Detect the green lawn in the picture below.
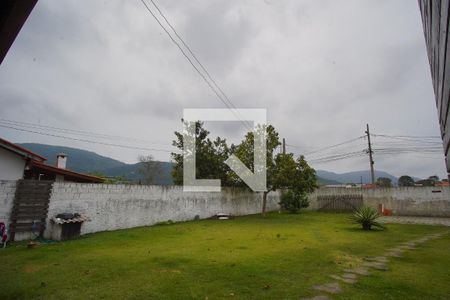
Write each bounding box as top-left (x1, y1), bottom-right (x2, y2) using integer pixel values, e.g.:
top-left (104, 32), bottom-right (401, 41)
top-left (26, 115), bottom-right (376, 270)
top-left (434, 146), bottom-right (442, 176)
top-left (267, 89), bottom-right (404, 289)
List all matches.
top-left (0, 212), bottom-right (449, 299)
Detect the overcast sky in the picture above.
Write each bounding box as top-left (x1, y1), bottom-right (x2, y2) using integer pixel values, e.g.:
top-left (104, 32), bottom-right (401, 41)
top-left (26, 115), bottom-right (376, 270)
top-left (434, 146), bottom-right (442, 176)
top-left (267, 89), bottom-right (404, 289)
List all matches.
top-left (0, 0), bottom-right (446, 179)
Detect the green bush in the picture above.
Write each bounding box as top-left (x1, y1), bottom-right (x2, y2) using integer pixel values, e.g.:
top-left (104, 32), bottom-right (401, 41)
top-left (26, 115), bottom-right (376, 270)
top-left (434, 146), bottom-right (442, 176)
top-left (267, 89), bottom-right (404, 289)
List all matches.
top-left (350, 206), bottom-right (385, 230)
top-left (279, 190), bottom-right (309, 213)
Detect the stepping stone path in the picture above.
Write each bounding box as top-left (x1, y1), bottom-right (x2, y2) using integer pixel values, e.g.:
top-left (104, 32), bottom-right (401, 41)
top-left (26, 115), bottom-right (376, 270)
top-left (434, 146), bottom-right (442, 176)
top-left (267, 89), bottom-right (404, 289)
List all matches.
top-left (312, 282), bottom-right (342, 294)
top-left (362, 261), bottom-right (388, 271)
top-left (304, 231), bottom-right (448, 299)
top-left (364, 256), bottom-right (388, 263)
top-left (329, 274), bottom-right (357, 284)
top-left (385, 250), bottom-right (403, 258)
top-left (343, 267), bottom-right (370, 276)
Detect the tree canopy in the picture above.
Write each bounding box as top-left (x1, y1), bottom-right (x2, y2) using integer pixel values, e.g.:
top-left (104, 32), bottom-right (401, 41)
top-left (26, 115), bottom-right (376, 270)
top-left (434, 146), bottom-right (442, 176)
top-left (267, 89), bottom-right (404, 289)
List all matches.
top-left (171, 121), bottom-right (318, 215)
top-left (398, 175), bottom-right (415, 187)
top-left (376, 177), bottom-right (392, 188)
top-left (138, 155), bottom-right (162, 185)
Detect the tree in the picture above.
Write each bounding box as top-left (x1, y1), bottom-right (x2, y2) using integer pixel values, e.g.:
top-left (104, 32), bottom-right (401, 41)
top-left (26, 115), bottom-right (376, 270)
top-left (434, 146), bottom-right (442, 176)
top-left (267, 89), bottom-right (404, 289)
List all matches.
top-left (277, 154), bottom-right (318, 213)
top-left (428, 175), bottom-right (440, 182)
top-left (234, 127), bottom-right (317, 215)
top-left (376, 177), bottom-right (392, 188)
top-left (279, 190), bottom-right (309, 213)
top-left (398, 175), bottom-right (415, 187)
top-left (138, 155), bottom-right (162, 185)
top-left (415, 179), bottom-right (434, 186)
top-left (171, 122), bottom-right (318, 216)
top-left (171, 121), bottom-right (233, 186)
top-left (232, 125), bottom-right (281, 215)
top-left (88, 171), bottom-right (129, 184)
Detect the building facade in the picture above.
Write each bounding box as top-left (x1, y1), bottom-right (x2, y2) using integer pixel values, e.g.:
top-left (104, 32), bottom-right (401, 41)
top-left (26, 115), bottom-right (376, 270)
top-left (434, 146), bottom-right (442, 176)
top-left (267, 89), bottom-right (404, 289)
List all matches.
top-left (418, 0), bottom-right (450, 179)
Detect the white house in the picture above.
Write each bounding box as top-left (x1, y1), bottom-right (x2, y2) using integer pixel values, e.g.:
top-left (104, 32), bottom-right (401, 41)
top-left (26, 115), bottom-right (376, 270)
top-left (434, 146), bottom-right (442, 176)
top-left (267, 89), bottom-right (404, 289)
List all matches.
top-left (0, 137), bottom-right (46, 180)
top-left (0, 137), bottom-right (103, 183)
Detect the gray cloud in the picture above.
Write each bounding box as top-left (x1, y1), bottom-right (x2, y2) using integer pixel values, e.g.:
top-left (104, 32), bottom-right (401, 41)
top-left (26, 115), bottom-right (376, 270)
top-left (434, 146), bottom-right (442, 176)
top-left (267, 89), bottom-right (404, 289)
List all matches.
top-left (0, 0), bottom-right (445, 179)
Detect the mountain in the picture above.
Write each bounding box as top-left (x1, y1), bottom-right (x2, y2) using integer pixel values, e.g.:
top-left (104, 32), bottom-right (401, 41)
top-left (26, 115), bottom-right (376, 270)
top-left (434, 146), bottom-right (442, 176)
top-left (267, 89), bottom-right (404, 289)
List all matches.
top-left (18, 143), bottom-right (387, 186)
top-left (316, 176), bottom-right (342, 185)
top-left (101, 162), bottom-right (174, 185)
top-left (18, 143), bottom-right (173, 185)
top-left (19, 143), bottom-right (125, 173)
top-left (316, 169), bottom-right (399, 185)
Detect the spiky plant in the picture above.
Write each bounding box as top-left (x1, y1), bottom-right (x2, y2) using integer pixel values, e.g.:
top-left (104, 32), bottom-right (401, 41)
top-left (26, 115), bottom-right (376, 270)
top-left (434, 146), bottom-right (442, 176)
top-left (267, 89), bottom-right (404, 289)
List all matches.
top-left (350, 206), bottom-right (385, 230)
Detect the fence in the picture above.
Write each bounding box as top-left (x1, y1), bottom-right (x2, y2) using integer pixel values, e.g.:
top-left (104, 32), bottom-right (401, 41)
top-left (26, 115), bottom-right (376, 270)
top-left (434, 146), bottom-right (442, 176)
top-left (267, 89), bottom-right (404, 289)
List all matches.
top-left (316, 194), bottom-right (363, 211)
top-left (309, 186), bottom-right (450, 216)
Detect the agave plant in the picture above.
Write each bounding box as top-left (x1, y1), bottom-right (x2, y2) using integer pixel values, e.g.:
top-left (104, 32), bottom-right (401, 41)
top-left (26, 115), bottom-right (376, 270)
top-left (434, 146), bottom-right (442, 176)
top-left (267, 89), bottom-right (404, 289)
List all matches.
top-left (350, 206), bottom-right (385, 231)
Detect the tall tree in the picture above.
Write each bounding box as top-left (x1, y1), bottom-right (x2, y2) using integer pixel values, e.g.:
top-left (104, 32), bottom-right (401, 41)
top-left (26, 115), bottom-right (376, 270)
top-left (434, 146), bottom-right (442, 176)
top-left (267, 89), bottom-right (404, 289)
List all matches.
top-left (398, 175), bottom-right (415, 187)
top-left (232, 125), bottom-right (281, 215)
top-left (171, 121), bottom-right (233, 186)
top-left (138, 155), bottom-right (162, 185)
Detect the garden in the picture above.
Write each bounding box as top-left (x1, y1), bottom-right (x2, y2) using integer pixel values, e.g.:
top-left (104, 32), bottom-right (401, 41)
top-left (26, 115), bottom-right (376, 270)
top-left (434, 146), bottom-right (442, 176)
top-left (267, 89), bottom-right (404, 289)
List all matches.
top-left (1, 211), bottom-right (449, 299)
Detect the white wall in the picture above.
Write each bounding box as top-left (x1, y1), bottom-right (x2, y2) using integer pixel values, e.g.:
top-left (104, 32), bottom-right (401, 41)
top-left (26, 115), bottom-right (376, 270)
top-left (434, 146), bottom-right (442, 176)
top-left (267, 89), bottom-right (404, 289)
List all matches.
top-left (0, 147), bottom-right (26, 180)
top-left (0, 181), bottom-right (17, 228)
top-left (44, 183), bottom-right (281, 238)
top-left (3, 181), bottom-right (449, 242)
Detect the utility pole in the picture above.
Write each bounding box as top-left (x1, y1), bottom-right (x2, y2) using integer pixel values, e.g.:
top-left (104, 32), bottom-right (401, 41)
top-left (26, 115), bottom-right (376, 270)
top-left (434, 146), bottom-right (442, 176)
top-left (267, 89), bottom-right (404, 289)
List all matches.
top-left (282, 138), bottom-right (286, 155)
top-left (365, 124), bottom-right (375, 185)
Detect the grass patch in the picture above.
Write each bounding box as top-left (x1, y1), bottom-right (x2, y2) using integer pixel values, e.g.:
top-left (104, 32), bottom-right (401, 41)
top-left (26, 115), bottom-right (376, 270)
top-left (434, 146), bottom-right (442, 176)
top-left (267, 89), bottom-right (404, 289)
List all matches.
top-left (0, 212), bottom-right (448, 299)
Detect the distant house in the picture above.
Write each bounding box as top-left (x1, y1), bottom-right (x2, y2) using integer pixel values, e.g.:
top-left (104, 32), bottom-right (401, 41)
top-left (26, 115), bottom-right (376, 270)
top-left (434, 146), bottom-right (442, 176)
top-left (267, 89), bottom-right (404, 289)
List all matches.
top-left (434, 181), bottom-right (449, 187)
top-left (0, 137), bottom-right (103, 183)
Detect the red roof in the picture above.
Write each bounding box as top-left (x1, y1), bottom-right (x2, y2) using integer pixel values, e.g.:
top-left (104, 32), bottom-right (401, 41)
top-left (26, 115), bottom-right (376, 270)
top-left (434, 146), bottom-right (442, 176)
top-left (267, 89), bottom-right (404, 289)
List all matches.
top-left (0, 136), bottom-right (103, 183)
top-left (0, 137), bottom-right (46, 161)
top-left (30, 160), bottom-right (104, 183)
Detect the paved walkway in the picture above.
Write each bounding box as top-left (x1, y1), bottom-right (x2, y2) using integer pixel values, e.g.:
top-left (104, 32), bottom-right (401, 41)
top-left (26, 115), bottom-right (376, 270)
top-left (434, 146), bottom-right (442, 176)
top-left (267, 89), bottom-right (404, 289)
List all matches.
top-left (379, 216), bottom-right (450, 226)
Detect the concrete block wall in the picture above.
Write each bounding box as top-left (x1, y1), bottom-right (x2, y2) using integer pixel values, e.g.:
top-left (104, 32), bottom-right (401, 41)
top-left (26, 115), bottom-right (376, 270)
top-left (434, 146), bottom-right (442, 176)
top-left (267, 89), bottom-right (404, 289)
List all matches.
top-left (0, 180), bottom-right (16, 227)
top-left (2, 180), bottom-right (450, 241)
top-left (309, 187), bottom-right (450, 217)
top-left (44, 183), bottom-right (280, 237)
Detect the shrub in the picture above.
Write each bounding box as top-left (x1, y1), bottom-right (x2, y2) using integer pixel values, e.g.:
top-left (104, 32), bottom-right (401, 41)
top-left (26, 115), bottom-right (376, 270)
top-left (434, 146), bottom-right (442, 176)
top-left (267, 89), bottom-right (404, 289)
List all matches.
top-left (279, 190), bottom-right (309, 213)
top-left (350, 206), bottom-right (385, 230)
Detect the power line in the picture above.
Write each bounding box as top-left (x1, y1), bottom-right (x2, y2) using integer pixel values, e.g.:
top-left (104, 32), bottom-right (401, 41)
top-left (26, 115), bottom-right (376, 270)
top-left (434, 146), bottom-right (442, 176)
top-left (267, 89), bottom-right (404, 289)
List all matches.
top-left (372, 134), bottom-right (442, 145)
top-left (302, 136), bottom-right (366, 156)
top-left (308, 150), bottom-right (366, 163)
top-left (373, 133), bottom-right (440, 139)
top-left (285, 143), bottom-right (315, 150)
top-left (147, 0), bottom-right (252, 129)
top-left (0, 124), bottom-right (175, 153)
top-left (307, 145), bottom-right (444, 164)
top-left (308, 151), bottom-right (367, 164)
top-left (0, 118), bottom-right (168, 146)
top-left (139, 0), bottom-right (251, 131)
